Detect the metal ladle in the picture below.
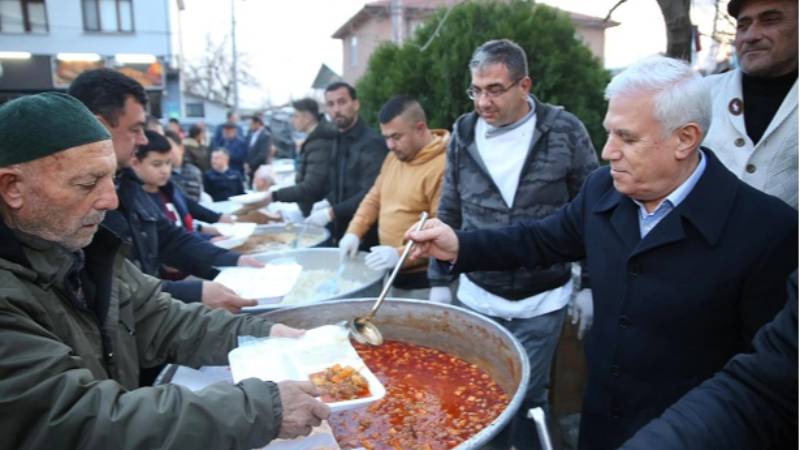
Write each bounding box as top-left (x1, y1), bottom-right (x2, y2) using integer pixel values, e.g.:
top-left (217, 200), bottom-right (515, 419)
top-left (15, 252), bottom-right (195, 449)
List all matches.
top-left (349, 211), bottom-right (429, 346)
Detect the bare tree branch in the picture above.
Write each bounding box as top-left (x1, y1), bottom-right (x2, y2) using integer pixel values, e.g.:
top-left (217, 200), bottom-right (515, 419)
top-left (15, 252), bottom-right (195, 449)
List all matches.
top-left (604, 0), bottom-right (629, 22)
top-left (417, 0), bottom-right (468, 52)
top-left (183, 33), bottom-right (260, 105)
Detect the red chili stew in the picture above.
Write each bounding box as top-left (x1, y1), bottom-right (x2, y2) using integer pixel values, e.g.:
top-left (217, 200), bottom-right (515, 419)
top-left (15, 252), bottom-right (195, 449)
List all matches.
top-left (331, 341), bottom-right (509, 450)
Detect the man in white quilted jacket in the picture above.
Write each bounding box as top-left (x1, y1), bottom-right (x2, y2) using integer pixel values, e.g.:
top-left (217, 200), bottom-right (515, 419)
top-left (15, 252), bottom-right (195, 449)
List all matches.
top-left (702, 0), bottom-right (798, 208)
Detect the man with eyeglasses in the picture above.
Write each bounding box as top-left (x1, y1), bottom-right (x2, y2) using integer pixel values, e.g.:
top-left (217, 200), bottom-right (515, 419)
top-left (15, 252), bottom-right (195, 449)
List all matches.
top-left (428, 39), bottom-right (599, 450)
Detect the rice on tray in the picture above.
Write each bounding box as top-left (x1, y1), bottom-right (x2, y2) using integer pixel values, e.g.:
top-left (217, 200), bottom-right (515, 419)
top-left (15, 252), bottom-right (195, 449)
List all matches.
top-left (282, 269), bottom-right (361, 304)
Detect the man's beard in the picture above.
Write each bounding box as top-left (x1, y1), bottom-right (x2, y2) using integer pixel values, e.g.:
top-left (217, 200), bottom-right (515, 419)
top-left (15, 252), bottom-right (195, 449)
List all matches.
top-left (13, 202), bottom-right (106, 251)
top-left (334, 114), bottom-right (355, 130)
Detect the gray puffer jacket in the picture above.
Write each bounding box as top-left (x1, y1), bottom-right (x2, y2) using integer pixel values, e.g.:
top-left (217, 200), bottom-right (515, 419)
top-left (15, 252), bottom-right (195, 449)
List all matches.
top-left (429, 95), bottom-right (598, 299)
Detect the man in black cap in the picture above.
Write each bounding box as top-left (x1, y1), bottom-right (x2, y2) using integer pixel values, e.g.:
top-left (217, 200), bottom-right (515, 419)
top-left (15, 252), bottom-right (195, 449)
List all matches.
top-left (0, 92), bottom-right (329, 449)
top-left (68, 68), bottom-right (260, 312)
top-left (703, 0), bottom-right (798, 208)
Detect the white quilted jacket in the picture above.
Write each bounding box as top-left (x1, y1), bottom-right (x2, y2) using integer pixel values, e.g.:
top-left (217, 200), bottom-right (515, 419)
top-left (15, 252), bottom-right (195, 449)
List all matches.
top-left (703, 69), bottom-right (798, 209)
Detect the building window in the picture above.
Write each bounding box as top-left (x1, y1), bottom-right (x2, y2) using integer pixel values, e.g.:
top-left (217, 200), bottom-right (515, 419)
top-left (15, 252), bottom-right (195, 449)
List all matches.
top-left (83, 0), bottom-right (134, 33)
top-left (350, 36), bottom-right (358, 68)
top-left (186, 102), bottom-right (205, 118)
top-left (0, 0), bottom-right (48, 33)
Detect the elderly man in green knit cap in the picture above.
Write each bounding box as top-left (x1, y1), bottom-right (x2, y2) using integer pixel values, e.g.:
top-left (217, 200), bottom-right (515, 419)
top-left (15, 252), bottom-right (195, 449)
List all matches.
top-left (0, 93), bottom-right (329, 449)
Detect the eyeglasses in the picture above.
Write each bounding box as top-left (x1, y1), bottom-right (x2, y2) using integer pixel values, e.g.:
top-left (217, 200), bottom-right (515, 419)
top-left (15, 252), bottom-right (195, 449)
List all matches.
top-left (466, 78), bottom-right (523, 100)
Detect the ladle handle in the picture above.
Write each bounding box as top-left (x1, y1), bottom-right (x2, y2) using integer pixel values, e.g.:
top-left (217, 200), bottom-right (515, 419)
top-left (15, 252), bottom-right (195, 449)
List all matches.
top-left (366, 211), bottom-right (429, 320)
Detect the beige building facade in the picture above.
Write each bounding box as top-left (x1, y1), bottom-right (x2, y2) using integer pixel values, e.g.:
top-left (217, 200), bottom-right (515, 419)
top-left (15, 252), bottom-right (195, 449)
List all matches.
top-left (332, 0), bottom-right (618, 85)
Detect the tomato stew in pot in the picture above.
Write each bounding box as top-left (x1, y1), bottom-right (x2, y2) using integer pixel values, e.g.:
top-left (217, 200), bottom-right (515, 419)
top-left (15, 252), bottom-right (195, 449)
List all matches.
top-left (331, 341), bottom-right (509, 450)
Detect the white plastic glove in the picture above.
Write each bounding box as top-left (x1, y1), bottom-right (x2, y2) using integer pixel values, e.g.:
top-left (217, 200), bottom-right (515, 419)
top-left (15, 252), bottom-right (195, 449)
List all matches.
top-left (338, 233), bottom-right (360, 261)
top-left (311, 199), bottom-right (331, 213)
top-left (365, 245), bottom-right (400, 271)
top-left (569, 289), bottom-right (594, 340)
top-left (305, 208), bottom-right (332, 228)
top-left (428, 286), bottom-right (453, 304)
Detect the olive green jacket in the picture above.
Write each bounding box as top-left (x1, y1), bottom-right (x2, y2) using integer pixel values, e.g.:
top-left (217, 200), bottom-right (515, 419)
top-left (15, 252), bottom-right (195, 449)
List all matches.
top-left (0, 224), bottom-right (282, 450)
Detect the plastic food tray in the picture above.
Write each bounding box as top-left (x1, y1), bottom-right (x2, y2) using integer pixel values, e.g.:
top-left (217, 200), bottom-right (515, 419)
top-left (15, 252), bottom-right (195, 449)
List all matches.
top-left (296, 359), bottom-right (386, 412)
top-left (228, 327), bottom-right (385, 412)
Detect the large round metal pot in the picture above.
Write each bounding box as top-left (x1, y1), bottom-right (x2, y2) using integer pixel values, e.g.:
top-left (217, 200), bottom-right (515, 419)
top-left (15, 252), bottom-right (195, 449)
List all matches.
top-left (245, 249), bottom-right (385, 312)
top-left (231, 223), bottom-right (330, 254)
top-left (259, 298), bottom-right (529, 450)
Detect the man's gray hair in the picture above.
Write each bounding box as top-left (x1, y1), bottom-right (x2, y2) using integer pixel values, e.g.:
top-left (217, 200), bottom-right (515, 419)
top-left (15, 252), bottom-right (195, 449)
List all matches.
top-left (605, 56), bottom-right (711, 139)
top-left (469, 39), bottom-right (529, 80)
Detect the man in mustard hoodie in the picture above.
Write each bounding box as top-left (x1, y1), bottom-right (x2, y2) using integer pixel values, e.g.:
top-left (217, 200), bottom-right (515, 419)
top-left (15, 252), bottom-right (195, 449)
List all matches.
top-left (339, 96), bottom-right (449, 299)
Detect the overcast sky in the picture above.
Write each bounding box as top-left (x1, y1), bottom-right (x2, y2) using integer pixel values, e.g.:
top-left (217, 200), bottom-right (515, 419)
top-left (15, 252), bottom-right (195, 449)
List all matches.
top-left (179, 0), bottom-right (724, 107)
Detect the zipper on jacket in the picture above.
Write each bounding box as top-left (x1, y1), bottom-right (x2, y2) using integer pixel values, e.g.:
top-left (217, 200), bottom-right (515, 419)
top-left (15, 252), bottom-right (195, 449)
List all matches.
top-left (54, 284), bottom-right (116, 371)
top-left (119, 319), bottom-right (136, 336)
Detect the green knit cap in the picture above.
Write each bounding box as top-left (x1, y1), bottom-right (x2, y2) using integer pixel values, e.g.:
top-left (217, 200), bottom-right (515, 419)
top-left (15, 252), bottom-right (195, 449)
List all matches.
top-left (0, 92), bottom-right (111, 167)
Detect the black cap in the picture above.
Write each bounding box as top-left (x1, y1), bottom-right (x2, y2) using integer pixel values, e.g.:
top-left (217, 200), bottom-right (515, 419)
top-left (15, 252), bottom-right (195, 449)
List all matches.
top-left (730, 0), bottom-right (798, 17)
top-left (728, 0), bottom-right (745, 17)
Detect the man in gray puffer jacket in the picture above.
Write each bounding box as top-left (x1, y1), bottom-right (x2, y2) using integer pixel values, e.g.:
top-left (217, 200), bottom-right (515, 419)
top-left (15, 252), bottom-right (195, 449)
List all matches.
top-left (428, 39), bottom-right (599, 450)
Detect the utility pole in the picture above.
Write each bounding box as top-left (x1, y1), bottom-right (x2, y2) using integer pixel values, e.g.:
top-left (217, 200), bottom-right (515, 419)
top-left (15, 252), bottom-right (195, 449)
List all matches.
top-left (391, 0), bottom-right (403, 45)
top-left (175, 0), bottom-right (186, 118)
top-left (231, 0), bottom-right (239, 113)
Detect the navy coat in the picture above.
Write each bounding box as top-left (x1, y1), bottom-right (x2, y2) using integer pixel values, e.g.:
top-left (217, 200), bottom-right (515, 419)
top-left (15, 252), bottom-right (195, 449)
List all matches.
top-left (453, 149), bottom-right (798, 450)
top-left (102, 169), bottom-right (240, 303)
top-left (620, 271), bottom-right (798, 450)
top-left (203, 168), bottom-right (245, 202)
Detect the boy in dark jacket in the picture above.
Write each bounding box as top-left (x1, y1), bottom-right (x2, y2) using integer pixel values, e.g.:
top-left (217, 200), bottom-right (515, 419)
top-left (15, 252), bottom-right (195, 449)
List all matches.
top-left (132, 131), bottom-right (225, 240)
top-left (203, 148), bottom-right (246, 202)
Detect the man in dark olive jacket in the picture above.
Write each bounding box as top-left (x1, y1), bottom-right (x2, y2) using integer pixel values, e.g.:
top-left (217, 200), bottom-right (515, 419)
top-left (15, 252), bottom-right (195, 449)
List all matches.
top-left (305, 82), bottom-right (388, 249)
top-left (0, 92), bottom-right (330, 450)
top-left (620, 271), bottom-right (798, 450)
top-left (406, 56), bottom-right (798, 450)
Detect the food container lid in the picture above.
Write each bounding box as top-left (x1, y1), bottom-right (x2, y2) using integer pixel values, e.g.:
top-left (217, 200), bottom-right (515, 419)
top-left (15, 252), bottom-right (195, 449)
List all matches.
top-left (213, 264), bottom-right (302, 304)
top-left (211, 222), bottom-right (257, 250)
top-left (229, 191), bottom-right (270, 204)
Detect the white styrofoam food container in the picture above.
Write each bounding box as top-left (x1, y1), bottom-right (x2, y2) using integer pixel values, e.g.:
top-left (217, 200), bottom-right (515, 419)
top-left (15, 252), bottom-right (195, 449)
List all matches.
top-left (211, 222), bottom-right (257, 250)
top-left (229, 325), bottom-right (385, 412)
top-left (299, 359), bottom-right (385, 412)
top-left (213, 264), bottom-right (302, 305)
top-left (229, 191), bottom-right (270, 204)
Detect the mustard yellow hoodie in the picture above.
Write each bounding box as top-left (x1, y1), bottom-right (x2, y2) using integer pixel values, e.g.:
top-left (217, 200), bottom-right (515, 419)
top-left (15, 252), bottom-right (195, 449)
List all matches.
top-left (346, 129), bottom-right (449, 273)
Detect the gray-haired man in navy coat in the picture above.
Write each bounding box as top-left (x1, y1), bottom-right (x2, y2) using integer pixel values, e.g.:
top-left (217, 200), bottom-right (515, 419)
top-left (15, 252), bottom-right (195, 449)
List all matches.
top-left (405, 55), bottom-right (798, 450)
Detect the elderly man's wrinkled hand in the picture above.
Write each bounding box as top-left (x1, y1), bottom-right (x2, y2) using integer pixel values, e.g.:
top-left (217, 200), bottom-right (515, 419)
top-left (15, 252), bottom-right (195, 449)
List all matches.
top-left (403, 218), bottom-right (459, 262)
top-left (201, 281), bottom-right (257, 313)
top-left (276, 380), bottom-right (331, 439)
top-left (269, 323), bottom-right (306, 338)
